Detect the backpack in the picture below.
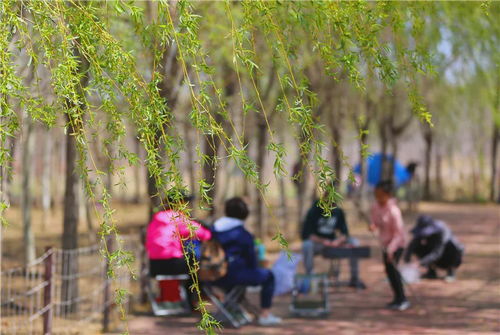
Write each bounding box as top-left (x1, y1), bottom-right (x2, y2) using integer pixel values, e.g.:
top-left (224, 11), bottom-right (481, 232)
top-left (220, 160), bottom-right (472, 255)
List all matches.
top-left (198, 238), bottom-right (228, 282)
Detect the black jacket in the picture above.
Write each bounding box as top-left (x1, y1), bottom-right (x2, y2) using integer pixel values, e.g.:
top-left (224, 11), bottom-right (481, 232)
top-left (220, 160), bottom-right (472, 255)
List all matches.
top-left (301, 200), bottom-right (348, 241)
top-left (404, 216), bottom-right (463, 266)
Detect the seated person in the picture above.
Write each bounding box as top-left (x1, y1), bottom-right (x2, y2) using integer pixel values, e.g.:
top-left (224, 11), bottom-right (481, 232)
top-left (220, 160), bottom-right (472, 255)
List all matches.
top-left (145, 194), bottom-right (212, 305)
top-left (212, 197), bottom-right (282, 326)
top-left (404, 215), bottom-right (464, 281)
top-left (301, 193), bottom-right (365, 289)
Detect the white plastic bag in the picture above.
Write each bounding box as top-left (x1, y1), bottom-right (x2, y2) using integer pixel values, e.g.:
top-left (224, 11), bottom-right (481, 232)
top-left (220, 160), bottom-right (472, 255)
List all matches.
top-left (271, 251), bottom-right (302, 296)
top-left (399, 262), bottom-right (420, 284)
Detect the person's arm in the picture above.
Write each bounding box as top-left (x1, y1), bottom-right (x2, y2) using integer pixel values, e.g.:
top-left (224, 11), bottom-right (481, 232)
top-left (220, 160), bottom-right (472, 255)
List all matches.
top-left (192, 221), bottom-right (212, 241)
top-left (177, 217), bottom-right (212, 241)
top-left (418, 233), bottom-right (446, 266)
top-left (369, 204), bottom-right (378, 232)
top-left (242, 231), bottom-right (258, 269)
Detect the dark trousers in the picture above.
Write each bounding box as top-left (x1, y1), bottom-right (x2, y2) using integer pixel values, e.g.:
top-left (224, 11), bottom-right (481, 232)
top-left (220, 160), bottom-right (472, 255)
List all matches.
top-left (149, 258), bottom-right (189, 277)
top-left (434, 241), bottom-right (463, 269)
top-left (383, 248), bottom-right (406, 303)
top-left (259, 270), bottom-right (275, 309)
top-left (216, 268), bottom-right (275, 309)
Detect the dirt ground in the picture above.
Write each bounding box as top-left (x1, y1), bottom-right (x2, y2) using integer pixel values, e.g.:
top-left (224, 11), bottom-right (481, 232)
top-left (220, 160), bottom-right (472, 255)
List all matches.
top-left (128, 202), bottom-right (500, 335)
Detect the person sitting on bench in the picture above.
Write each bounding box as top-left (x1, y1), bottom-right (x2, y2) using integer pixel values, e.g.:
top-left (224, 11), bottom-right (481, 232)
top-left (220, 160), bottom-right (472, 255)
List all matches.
top-left (404, 215), bottom-right (464, 282)
top-left (145, 193), bottom-right (212, 307)
top-left (301, 192), bottom-right (366, 289)
top-left (212, 197), bottom-right (282, 326)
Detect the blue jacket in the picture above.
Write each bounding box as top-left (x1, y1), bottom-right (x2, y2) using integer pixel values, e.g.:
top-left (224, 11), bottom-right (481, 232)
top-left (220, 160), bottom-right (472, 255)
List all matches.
top-left (212, 217), bottom-right (259, 286)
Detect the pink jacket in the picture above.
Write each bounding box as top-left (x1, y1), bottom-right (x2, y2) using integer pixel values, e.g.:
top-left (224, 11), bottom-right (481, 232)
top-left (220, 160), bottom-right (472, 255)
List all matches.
top-left (145, 210), bottom-right (211, 260)
top-left (370, 198), bottom-right (407, 254)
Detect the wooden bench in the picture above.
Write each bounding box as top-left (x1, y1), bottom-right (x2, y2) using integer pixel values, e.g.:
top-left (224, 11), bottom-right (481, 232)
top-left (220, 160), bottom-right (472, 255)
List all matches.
top-left (321, 246), bottom-right (371, 287)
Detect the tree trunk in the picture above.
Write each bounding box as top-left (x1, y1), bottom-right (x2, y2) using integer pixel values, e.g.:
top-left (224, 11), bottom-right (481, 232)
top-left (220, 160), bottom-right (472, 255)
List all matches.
top-left (331, 122), bottom-right (342, 189)
top-left (354, 103), bottom-right (371, 225)
top-left (390, 137), bottom-right (399, 186)
top-left (255, 121), bottom-right (267, 240)
top-left (491, 124), bottom-right (499, 202)
top-left (61, 43), bottom-right (89, 314)
top-left (147, 133), bottom-right (162, 220)
top-left (78, 179), bottom-right (94, 235)
top-left (62, 111), bottom-right (80, 314)
top-left (202, 124), bottom-right (222, 218)
top-left (278, 170), bottom-right (288, 238)
top-left (146, 22), bottom-right (183, 219)
top-left (22, 115), bottom-right (36, 264)
top-left (472, 159), bottom-right (479, 200)
top-left (105, 142), bottom-right (113, 198)
top-left (423, 127), bottom-right (433, 200)
top-left (379, 121), bottom-right (391, 182)
top-left (1, 136), bottom-right (16, 206)
top-left (85, 195), bottom-right (94, 234)
top-left (133, 136), bottom-right (142, 204)
top-left (293, 155), bottom-right (308, 235)
top-left (435, 150), bottom-right (443, 199)
top-left (277, 132), bottom-right (288, 238)
top-left (184, 122), bottom-right (197, 198)
top-left (42, 128), bottom-right (52, 228)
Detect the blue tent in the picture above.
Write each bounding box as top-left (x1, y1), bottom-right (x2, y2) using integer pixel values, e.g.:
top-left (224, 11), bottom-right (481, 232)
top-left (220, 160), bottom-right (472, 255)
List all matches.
top-left (353, 153), bottom-right (411, 187)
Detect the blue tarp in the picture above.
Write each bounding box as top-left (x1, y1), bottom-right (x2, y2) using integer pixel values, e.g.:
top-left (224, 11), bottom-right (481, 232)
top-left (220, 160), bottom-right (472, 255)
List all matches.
top-left (354, 153), bottom-right (411, 187)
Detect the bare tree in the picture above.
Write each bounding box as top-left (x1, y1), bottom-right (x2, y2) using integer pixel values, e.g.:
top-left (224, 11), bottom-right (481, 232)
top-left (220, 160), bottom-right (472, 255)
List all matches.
top-left (132, 135), bottom-right (143, 203)
top-left (491, 123), bottom-right (499, 202)
top-left (351, 92), bottom-right (374, 224)
top-left (61, 43), bottom-right (89, 314)
top-left (41, 127), bottom-right (52, 228)
top-left (490, 74), bottom-right (500, 202)
top-left (21, 111), bottom-right (36, 264)
top-left (21, 52), bottom-right (37, 265)
top-left (202, 112), bottom-right (224, 218)
top-left (421, 122), bottom-right (433, 200)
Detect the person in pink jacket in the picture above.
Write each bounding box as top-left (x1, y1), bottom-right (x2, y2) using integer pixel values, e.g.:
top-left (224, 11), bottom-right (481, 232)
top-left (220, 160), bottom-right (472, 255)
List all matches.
top-left (146, 195), bottom-right (211, 304)
top-left (369, 180), bottom-right (410, 311)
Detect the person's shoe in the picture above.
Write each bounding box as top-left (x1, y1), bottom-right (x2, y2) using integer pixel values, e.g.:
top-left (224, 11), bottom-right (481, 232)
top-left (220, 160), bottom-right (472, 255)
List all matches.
top-left (422, 269), bottom-right (438, 279)
top-left (444, 269), bottom-right (456, 282)
top-left (444, 275), bottom-right (456, 283)
top-left (258, 313), bottom-right (282, 326)
top-left (348, 280), bottom-right (367, 290)
top-left (388, 300), bottom-right (411, 311)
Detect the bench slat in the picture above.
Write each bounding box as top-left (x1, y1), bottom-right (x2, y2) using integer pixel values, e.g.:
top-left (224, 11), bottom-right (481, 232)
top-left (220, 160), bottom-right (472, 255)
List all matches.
top-left (321, 247), bottom-right (371, 258)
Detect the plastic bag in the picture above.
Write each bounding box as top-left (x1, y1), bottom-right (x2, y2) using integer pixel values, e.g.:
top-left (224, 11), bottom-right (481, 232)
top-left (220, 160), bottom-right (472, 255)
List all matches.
top-left (399, 262), bottom-right (420, 284)
top-left (271, 251), bottom-right (302, 296)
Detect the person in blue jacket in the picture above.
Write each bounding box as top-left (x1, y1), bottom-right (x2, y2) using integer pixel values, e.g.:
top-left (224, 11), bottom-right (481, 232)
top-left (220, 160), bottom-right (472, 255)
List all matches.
top-left (213, 197), bottom-right (282, 326)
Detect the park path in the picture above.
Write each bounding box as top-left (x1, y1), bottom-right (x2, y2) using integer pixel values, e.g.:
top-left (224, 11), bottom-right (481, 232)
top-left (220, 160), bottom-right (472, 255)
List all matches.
top-left (128, 202), bottom-right (500, 335)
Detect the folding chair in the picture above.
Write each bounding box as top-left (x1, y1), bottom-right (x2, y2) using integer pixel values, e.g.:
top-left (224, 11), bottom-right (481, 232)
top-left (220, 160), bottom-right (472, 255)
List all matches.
top-left (290, 273), bottom-right (330, 317)
top-left (147, 274), bottom-right (191, 316)
top-left (203, 285), bottom-right (254, 328)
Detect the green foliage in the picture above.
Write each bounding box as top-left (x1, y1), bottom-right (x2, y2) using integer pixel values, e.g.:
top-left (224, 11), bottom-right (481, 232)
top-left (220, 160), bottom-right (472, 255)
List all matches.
top-left (1, 1), bottom-right (498, 333)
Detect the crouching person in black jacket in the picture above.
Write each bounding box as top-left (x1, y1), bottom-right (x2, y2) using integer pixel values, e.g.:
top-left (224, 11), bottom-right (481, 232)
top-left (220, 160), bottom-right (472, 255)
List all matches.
top-left (404, 215), bottom-right (464, 282)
